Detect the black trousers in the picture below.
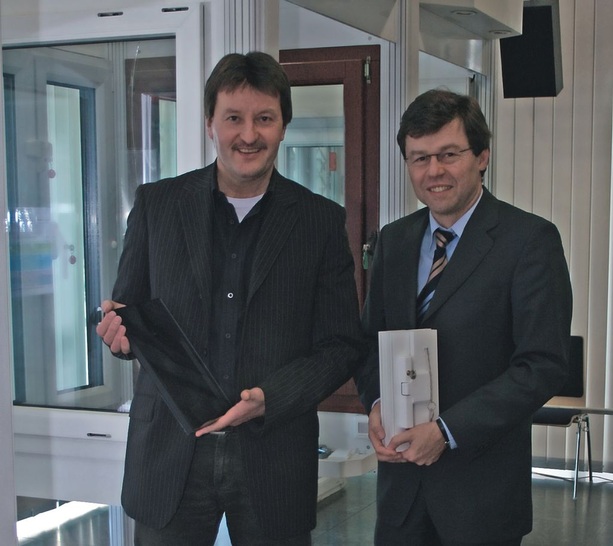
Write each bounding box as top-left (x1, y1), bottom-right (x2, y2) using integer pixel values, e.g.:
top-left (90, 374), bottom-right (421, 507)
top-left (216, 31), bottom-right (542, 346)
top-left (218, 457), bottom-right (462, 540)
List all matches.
top-left (134, 431), bottom-right (311, 546)
top-left (375, 484), bottom-right (523, 546)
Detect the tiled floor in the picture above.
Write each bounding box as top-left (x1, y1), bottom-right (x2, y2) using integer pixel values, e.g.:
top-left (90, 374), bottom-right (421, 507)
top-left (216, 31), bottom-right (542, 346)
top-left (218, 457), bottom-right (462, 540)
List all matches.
top-left (17, 469), bottom-right (613, 545)
top-left (313, 469), bottom-right (613, 546)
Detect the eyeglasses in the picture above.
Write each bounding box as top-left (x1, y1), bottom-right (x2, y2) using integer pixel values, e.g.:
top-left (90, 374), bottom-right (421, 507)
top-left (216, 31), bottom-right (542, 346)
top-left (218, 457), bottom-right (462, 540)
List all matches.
top-left (406, 147), bottom-right (473, 168)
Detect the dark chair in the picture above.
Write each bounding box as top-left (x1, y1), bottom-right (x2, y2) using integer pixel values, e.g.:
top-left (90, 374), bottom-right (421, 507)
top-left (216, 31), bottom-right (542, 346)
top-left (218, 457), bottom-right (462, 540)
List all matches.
top-left (532, 335), bottom-right (592, 499)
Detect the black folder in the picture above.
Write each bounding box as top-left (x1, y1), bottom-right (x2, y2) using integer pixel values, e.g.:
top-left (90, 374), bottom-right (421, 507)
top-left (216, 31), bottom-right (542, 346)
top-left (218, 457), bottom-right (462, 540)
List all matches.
top-left (115, 299), bottom-right (231, 434)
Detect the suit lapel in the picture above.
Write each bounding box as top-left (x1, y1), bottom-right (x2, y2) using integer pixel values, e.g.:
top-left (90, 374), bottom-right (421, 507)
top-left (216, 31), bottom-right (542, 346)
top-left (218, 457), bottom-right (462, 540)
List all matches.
top-left (178, 167), bottom-right (215, 321)
top-left (398, 214), bottom-right (428, 327)
top-left (423, 189), bottom-right (499, 321)
top-left (247, 171), bottom-right (298, 304)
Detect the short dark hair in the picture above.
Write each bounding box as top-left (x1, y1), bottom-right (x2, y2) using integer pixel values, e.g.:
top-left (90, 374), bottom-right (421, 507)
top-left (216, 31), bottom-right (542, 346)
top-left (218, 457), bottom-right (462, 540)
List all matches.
top-left (204, 51), bottom-right (292, 126)
top-left (397, 89), bottom-right (491, 160)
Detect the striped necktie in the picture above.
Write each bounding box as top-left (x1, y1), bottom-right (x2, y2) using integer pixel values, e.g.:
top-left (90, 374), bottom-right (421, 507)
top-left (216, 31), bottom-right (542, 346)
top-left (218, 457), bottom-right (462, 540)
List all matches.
top-left (416, 228), bottom-right (455, 323)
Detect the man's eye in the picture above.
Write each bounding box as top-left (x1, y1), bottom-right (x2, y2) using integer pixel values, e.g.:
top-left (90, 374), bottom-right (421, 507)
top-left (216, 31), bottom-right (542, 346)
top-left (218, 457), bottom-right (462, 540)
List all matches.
top-left (441, 152), bottom-right (458, 160)
top-left (412, 155), bottom-right (427, 164)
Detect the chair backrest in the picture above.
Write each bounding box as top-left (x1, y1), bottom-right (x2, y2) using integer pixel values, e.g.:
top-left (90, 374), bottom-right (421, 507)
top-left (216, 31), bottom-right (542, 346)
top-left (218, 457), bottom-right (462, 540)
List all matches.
top-left (557, 335), bottom-right (584, 398)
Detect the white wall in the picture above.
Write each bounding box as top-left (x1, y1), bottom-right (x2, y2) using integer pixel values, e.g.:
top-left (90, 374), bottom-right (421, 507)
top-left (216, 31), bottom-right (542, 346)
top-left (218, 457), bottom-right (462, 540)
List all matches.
top-left (492, 0), bottom-right (613, 470)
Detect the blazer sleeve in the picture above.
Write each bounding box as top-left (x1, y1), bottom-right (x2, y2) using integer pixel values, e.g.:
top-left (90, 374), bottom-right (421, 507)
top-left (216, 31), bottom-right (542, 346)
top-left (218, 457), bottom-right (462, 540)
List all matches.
top-left (354, 224), bottom-right (388, 412)
top-left (442, 219), bottom-right (573, 457)
top-left (112, 183), bottom-right (152, 305)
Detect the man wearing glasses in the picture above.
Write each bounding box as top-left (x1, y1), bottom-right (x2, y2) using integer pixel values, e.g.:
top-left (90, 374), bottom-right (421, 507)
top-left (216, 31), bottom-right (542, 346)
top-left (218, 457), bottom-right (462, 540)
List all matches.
top-left (356, 89), bottom-right (572, 545)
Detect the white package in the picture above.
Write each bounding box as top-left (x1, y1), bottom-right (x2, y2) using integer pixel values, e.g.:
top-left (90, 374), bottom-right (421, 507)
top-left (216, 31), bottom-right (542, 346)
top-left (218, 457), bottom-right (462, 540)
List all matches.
top-left (378, 329), bottom-right (439, 448)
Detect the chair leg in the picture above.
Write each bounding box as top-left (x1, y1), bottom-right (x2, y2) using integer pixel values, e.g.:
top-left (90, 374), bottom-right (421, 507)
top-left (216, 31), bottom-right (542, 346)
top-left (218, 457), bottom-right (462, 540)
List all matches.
top-left (585, 415), bottom-right (593, 483)
top-left (573, 419), bottom-right (581, 500)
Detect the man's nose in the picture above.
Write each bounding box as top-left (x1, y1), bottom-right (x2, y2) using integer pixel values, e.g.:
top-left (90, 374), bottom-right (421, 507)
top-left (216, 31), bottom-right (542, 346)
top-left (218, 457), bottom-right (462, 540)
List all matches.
top-left (240, 120), bottom-right (258, 143)
top-left (426, 155), bottom-right (445, 175)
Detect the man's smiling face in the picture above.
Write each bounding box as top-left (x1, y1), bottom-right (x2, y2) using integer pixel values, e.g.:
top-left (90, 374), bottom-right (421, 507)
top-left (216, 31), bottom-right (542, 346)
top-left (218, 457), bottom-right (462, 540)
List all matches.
top-left (207, 84), bottom-right (286, 198)
top-left (404, 117), bottom-right (489, 228)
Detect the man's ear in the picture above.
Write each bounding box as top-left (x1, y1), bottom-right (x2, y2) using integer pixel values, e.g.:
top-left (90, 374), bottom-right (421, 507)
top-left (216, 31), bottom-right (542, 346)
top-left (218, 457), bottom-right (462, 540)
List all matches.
top-left (477, 148), bottom-right (490, 171)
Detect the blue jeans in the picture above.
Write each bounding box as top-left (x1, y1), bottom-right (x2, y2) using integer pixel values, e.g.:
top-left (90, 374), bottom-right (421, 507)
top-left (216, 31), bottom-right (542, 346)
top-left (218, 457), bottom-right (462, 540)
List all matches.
top-left (134, 431), bottom-right (311, 546)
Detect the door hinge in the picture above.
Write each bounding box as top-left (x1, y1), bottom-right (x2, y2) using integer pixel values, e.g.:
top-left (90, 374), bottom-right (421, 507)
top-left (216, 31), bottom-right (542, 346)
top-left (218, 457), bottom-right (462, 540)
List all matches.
top-left (363, 56), bottom-right (371, 84)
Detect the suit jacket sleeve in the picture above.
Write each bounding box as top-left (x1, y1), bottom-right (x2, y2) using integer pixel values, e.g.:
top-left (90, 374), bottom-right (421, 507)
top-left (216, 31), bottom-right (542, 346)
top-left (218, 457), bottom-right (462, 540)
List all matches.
top-left (355, 224), bottom-right (388, 412)
top-left (443, 218), bottom-right (572, 457)
top-left (112, 182), bottom-right (152, 305)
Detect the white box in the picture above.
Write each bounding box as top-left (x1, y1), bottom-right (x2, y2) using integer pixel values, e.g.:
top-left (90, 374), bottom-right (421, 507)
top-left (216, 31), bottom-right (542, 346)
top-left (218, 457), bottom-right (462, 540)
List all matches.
top-left (378, 329), bottom-right (439, 449)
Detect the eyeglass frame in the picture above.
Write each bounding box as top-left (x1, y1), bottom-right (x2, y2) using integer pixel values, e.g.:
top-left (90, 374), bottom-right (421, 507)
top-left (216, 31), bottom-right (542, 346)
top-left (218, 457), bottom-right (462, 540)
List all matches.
top-left (405, 146), bottom-right (473, 168)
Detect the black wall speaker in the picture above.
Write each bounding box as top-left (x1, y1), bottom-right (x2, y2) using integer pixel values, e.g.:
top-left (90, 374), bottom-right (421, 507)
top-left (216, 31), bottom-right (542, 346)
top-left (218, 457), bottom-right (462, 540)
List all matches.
top-left (500, 1), bottom-right (563, 98)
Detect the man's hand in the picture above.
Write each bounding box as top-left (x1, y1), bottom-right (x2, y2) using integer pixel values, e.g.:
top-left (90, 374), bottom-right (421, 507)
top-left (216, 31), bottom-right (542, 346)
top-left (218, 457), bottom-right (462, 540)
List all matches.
top-left (368, 401), bottom-right (404, 463)
top-left (195, 387), bottom-right (266, 437)
top-left (388, 421), bottom-right (447, 466)
top-left (95, 300), bottom-right (130, 355)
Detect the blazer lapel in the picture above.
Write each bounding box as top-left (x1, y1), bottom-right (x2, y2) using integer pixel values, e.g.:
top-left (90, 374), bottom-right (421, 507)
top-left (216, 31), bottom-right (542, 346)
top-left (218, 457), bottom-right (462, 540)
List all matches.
top-left (247, 171), bottom-right (298, 304)
top-left (178, 168), bottom-right (215, 321)
top-left (423, 189), bottom-right (499, 321)
top-left (399, 214), bottom-right (428, 327)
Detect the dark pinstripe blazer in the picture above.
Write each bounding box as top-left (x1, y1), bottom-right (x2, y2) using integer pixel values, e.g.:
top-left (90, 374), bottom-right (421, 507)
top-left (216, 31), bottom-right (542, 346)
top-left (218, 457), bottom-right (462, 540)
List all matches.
top-left (112, 163), bottom-right (364, 538)
top-left (357, 188), bottom-right (572, 542)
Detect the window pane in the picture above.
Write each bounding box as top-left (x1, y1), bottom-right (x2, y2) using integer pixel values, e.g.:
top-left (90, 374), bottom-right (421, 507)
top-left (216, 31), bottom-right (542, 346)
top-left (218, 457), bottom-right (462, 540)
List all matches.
top-left (279, 85), bottom-right (345, 205)
top-left (47, 83), bottom-right (89, 391)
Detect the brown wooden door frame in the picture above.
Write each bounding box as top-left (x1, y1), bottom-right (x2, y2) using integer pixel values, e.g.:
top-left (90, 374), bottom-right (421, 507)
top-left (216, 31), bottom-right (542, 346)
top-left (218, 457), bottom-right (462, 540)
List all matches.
top-left (280, 45), bottom-right (380, 413)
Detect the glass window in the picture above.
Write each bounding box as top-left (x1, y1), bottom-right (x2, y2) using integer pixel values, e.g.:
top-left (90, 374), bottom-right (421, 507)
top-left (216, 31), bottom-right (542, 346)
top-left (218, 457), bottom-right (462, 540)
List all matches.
top-left (3, 38), bottom-right (177, 411)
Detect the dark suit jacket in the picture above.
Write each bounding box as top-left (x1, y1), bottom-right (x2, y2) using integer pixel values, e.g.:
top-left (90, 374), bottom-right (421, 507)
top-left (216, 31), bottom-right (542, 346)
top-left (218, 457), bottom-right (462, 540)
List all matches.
top-left (357, 187), bottom-right (572, 542)
top-left (112, 164), bottom-right (364, 538)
